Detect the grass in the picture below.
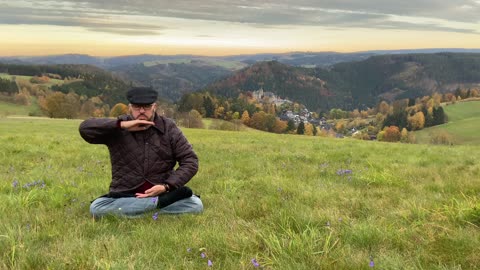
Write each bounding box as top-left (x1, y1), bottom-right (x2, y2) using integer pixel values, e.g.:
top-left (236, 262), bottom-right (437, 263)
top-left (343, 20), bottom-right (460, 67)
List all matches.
top-left (1, 117), bottom-right (479, 269)
top-left (414, 100), bottom-right (480, 145)
top-left (0, 101), bottom-right (32, 117)
top-left (0, 73), bottom-right (64, 87)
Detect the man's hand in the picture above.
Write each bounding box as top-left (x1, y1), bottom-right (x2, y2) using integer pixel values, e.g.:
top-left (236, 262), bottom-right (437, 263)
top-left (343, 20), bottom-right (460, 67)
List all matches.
top-left (120, 120), bottom-right (155, 132)
top-left (135, 185), bottom-right (167, 198)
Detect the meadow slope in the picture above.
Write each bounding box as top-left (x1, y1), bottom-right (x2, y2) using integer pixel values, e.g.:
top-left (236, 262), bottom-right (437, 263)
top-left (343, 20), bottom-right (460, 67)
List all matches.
top-left (1, 117), bottom-right (479, 269)
top-left (415, 100), bottom-right (480, 145)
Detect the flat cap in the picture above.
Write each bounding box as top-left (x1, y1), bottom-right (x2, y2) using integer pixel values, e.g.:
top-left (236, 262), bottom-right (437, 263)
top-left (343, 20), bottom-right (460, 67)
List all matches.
top-left (126, 87), bottom-right (158, 104)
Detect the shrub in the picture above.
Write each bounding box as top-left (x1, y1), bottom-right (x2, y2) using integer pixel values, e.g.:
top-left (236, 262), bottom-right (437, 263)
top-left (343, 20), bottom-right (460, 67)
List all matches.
top-left (430, 131), bottom-right (455, 145)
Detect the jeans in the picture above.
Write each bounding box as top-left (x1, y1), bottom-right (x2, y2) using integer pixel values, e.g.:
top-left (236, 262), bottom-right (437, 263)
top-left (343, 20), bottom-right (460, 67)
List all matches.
top-left (90, 195), bottom-right (203, 218)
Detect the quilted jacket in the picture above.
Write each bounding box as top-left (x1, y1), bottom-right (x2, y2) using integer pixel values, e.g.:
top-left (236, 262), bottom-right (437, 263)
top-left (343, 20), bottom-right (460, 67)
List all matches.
top-left (79, 114), bottom-right (198, 193)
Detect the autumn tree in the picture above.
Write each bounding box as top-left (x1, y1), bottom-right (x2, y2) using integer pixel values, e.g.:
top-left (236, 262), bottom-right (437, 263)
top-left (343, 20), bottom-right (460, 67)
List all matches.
top-left (272, 119), bottom-right (287, 134)
top-left (304, 123), bottom-right (314, 136)
top-left (407, 111), bottom-right (425, 130)
top-left (110, 103), bottom-right (128, 117)
top-left (80, 99), bottom-right (96, 118)
top-left (383, 126), bottom-right (401, 142)
top-left (44, 92), bottom-right (80, 118)
top-left (378, 101), bottom-right (391, 115)
top-left (241, 110), bottom-right (250, 125)
top-left (178, 109), bottom-right (204, 128)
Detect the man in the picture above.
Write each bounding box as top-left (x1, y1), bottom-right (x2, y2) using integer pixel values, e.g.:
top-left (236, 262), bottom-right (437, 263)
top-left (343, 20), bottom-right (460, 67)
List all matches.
top-left (79, 87), bottom-right (203, 218)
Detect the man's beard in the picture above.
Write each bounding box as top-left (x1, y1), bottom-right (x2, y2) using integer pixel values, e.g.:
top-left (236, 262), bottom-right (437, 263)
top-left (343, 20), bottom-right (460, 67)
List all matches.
top-left (134, 112), bottom-right (155, 121)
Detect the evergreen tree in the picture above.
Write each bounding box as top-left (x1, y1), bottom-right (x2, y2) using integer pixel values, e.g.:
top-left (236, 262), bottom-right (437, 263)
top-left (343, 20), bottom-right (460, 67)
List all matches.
top-left (203, 96), bottom-right (215, 118)
top-left (297, 122), bottom-right (305, 135)
top-left (286, 119), bottom-right (295, 132)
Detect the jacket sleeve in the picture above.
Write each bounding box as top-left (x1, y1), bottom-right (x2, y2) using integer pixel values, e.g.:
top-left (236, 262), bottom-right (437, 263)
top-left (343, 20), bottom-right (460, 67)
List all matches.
top-left (79, 118), bottom-right (121, 145)
top-left (164, 123), bottom-right (199, 188)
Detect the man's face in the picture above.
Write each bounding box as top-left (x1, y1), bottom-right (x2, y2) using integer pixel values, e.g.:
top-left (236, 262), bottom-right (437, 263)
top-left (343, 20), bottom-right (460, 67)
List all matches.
top-left (129, 103), bottom-right (157, 120)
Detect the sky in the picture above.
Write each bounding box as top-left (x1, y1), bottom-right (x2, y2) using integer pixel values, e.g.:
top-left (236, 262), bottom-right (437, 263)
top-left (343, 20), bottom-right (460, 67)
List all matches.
top-left (0, 0), bottom-right (480, 57)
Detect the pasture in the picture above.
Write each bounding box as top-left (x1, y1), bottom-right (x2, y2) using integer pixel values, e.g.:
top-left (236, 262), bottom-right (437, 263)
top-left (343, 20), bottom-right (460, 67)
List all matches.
top-left (415, 100), bottom-right (480, 145)
top-left (0, 117), bottom-right (479, 269)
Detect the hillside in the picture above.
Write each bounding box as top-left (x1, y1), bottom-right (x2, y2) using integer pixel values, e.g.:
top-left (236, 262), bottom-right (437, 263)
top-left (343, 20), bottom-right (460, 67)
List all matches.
top-left (0, 63), bottom-right (131, 106)
top-left (1, 118), bottom-right (479, 268)
top-left (110, 61), bottom-right (234, 102)
top-left (414, 100), bottom-right (480, 145)
top-left (204, 53), bottom-right (480, 112)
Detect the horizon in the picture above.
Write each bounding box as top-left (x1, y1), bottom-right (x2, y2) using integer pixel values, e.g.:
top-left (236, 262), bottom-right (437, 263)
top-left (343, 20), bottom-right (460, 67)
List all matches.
top-left (2, 47), bottom-right (480, 59)
top-left (1, 1), bottom-right (480, 57)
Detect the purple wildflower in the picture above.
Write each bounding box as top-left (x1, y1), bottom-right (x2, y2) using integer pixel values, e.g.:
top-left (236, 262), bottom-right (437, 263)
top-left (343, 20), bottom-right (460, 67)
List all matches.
top-left (151, 197), bottom-right (158, 204)
top-left (207, 260), bottom-right (213, 267)
top-left (251, 258), bottom-right (260, 267)
top-left (369, 257), bottom-right (374, 267)
top-left (201, 252), bottom-right (206, 258)
top-left (12, 180), bottom-right (19, 188)
top-left (336, 169), bottom-right (353, 175)
top-left (152, 212), bottom-right (159, 220)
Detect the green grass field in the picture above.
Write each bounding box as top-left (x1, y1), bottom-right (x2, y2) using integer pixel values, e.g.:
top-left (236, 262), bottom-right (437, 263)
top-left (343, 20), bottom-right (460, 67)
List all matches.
top-left (1, 117), bottom-right (479, 269)
top-left (415, 100), bottom-right (480, 145)
top-left (0, 73), bottom-right (64, 87)
top-left (0, 101), bottom-right (32, 117)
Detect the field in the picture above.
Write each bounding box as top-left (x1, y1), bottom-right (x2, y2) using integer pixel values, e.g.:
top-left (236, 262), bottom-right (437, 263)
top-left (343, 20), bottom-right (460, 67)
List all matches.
top-left (0, 73), bottom-right (65, 88)
top-left (0, 101), bottom-right (32, 117)
top-left (415, 100), bottom-right (480, 145)
top-left (1, 117), bottom-right (479, 269)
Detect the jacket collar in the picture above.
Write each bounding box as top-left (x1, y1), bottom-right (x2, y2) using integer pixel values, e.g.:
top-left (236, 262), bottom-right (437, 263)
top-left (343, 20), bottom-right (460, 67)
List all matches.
top-left (152, 114), bottom-right (166, 134)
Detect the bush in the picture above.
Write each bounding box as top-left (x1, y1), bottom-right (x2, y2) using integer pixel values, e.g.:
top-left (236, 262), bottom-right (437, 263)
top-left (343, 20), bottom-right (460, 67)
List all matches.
top-left (430, 131), bottom-right (455, 145)
top-left (209, 119), bottom-right (236, 131)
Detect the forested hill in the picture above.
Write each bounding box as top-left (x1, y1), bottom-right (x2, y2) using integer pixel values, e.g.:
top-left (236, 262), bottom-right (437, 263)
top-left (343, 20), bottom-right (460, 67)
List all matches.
top-left (204, 53), bottom-right (480, 112)
top-left (0, 63), bottom-right (131, 106)
top-left (110, 61), bottom-right (233, 102)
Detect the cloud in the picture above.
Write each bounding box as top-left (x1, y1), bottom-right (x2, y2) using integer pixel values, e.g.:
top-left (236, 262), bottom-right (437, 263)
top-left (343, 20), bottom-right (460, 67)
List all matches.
top-left (0, 5), bottom-right (165, 35)
top-left (0, 0), bottom-right (478, 35)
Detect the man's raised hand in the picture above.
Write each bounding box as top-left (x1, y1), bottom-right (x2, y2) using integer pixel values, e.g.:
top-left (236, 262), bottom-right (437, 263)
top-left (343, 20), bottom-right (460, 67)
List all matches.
top-left (120, 120), bottom-right (155, 131)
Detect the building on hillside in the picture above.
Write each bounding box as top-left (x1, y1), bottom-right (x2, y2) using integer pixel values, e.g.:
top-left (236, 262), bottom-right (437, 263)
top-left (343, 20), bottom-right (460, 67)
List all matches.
top-left (252, 87), bottom-right (292, 106)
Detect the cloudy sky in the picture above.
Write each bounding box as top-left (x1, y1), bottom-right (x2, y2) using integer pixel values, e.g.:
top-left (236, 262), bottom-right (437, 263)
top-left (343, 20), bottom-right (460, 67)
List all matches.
top-left (1, 0), bottom-right (479, 56)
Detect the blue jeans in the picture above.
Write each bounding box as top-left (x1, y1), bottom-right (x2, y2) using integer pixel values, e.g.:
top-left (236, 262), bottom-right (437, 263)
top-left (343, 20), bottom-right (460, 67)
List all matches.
top-left (90, 195), bottom-right (203, 218)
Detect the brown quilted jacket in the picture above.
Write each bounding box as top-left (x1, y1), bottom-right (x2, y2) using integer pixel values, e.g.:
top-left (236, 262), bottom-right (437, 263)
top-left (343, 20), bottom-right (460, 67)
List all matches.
top-left (79, 114), bottom-right (198, 193)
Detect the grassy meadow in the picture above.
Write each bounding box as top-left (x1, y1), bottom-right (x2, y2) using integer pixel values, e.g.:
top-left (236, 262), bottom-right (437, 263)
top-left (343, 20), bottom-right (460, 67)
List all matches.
top-left (414, 100), bottom-right (480, 145)
top-left (1, 117), bottom-right (479, 269)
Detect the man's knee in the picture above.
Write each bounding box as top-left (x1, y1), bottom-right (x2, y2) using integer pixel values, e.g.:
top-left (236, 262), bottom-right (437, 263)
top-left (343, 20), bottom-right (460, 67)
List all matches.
top-left (190, 195), bottom-right (204, 213)
top-left (89, 197), bottom-right (112, 217)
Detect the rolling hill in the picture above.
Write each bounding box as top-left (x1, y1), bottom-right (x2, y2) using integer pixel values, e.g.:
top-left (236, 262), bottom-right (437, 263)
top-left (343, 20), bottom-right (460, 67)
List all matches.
top-left (414, 100), bottom-right (480, 145)
top-left (204, 53), bottom-right (480, 112)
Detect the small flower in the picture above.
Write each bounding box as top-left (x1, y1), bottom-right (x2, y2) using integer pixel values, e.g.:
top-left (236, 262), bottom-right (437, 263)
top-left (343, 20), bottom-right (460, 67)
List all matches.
top-left (336, 169), bottom-right (353, 175)
top-left (152, 212), bottom-right (159, 220)
top-left (201, 252), bottom-right (206, 258)
top-left (12, 180), bottom-right (19, 188)
top-left (187, 248), bottom-right (191, 252)
top-left (151, 197), bottom-right (158, 204)
top-left (369, 256), bottom-right (375, 267)
top-left (207, 260), bottom-right (213, 267)
top-left (251, 258), bottom-right (260, 267)
top-left (326, 221), bottom-right (330, 227)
